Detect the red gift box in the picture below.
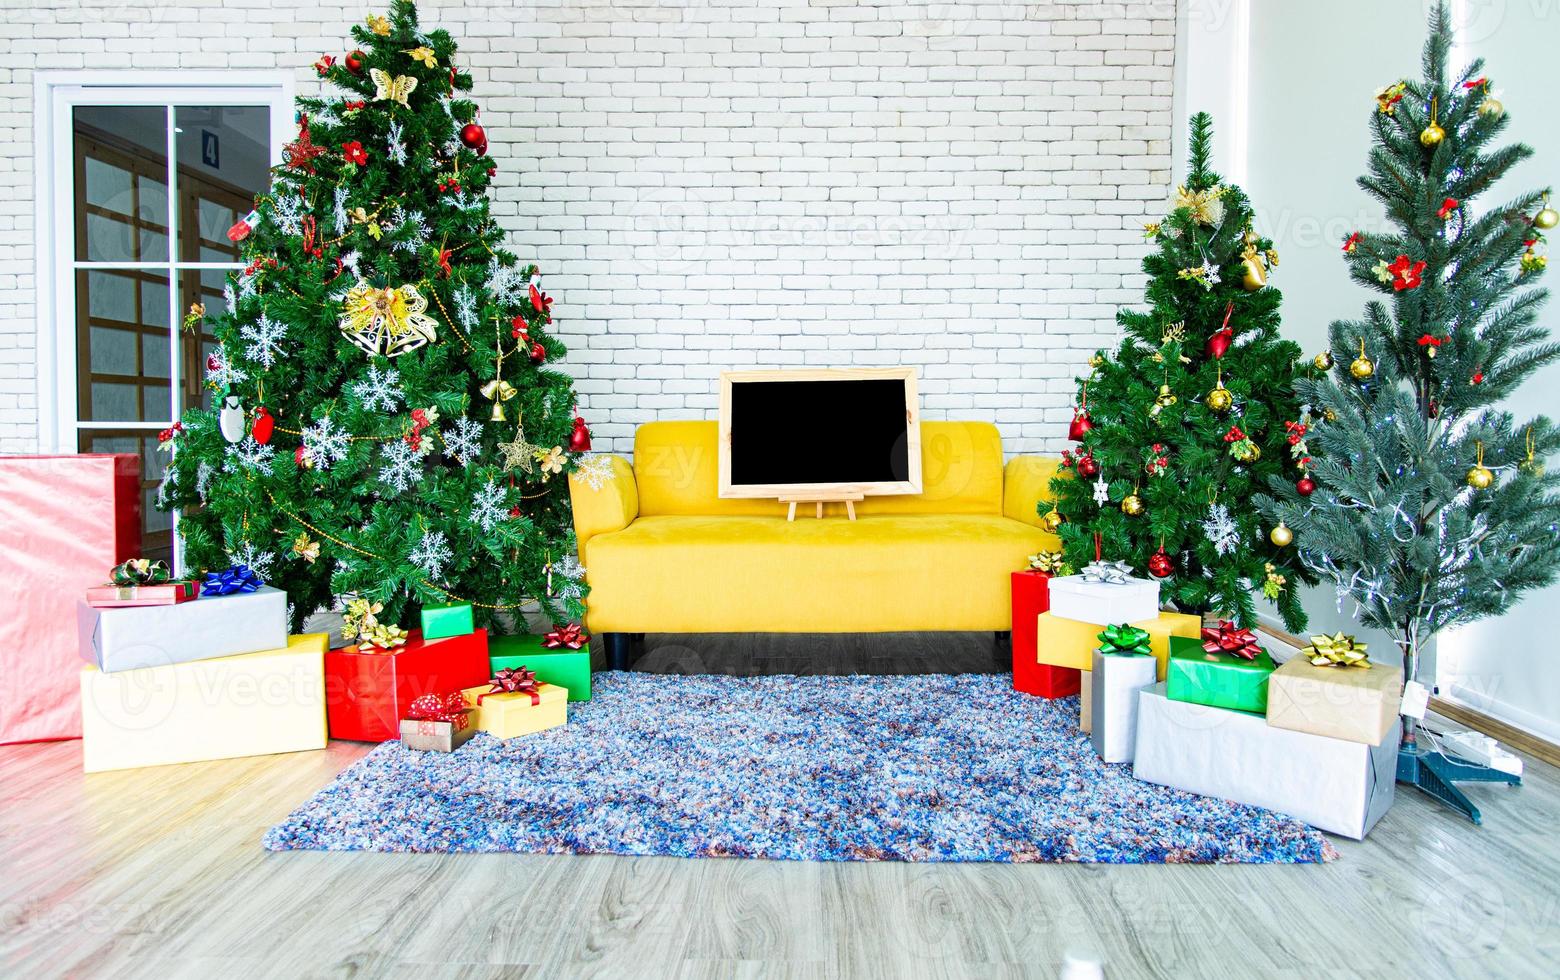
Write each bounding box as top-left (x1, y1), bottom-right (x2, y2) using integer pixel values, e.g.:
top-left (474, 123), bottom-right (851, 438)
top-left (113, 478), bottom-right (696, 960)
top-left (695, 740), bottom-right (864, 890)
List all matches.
top-left (324, 629), bottom-right (492, 741)
top-left (1010, 570), bottom-right (1080, 698)
top-left (1, 454), bottom-right (141, 744)
top-left (85, 580), bottom-right (199, 607)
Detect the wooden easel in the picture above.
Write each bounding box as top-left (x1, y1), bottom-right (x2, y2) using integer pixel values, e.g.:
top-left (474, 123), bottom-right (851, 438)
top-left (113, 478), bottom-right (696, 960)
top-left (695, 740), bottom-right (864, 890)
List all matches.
top-left (779, 492), bottom-right (864, 522)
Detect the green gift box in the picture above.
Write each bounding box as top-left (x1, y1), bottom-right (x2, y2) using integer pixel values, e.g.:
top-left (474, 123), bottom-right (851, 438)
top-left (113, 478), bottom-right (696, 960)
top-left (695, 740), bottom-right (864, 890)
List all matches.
top-left (1165, 635), bottom-right (1274, 715)
top-left (420, 602), bottom-right (475, 640)
top-left (489, 634), bottom-right (592, 702)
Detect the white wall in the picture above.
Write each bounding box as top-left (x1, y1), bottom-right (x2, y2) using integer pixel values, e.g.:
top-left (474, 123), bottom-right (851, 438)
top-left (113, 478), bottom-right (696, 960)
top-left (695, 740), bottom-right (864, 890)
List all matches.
top-left (0, 0), bottom-right (1178, 456)
top-left (1216, 0), bottom-right (1560, 741)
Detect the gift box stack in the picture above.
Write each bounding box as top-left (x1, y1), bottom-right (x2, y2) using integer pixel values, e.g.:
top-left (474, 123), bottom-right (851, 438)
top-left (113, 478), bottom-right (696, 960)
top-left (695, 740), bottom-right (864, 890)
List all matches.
top-left (1132, 624), bottom-right (1402, 840)
top-left (77, 561), bottom-right (327, 773)
top-left (1023, 556), bottom-right (1199, 739)
top-left (336, 599), bottom-right (580, 753)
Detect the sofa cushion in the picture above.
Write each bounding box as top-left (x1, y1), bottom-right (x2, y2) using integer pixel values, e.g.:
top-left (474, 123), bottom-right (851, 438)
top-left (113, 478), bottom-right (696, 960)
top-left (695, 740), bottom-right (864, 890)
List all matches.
top-left (581, 513), bottom-right (1052, 633)
top-left (634, 420), bottom-right (1004, 517)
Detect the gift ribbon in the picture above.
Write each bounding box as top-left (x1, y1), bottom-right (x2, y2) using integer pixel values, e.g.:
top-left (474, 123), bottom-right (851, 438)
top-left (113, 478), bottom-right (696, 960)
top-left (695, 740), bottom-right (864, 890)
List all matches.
top-left (360, 622), bottom-right (409, 650)
top-left (1097, 623), bottom-right (1152, 657)
top-left (203, 564), bottom-right (263, 596)
top-left (406, 691), bottom-right (472, 733)
top-left (1027, 550), bottom-right (1066, 574)
top-left (1201, 619), bottom-right (1262, 661)
top-left (110, 558), bottom-right (172, 587)
top-left (1080, 560), bottom-right (1134, 585)
top-left (482, 666), bottom-right (541, 705)
top-left (1303, 631), bottom-right (1371, 668)
top-left (542, 623), bottom-right (589, 650)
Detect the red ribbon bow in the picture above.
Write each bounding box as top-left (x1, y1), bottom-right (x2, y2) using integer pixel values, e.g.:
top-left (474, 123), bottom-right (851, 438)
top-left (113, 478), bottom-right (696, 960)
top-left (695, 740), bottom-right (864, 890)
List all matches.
top-left (1342, 232), bottom-right (1361, 254)
top-left (1417, 334), bottom-right (1446, 349)
top-left (482, 666), bottom-right (541, 705)
top-left (1201, 620), bottom-right (1262, 661)
top-left (406, 691), bottom-right (471, 733)
top-left (543, 623), bottom-right (589, 650)
top-left (1437, 197), bottom-right (1460, 220)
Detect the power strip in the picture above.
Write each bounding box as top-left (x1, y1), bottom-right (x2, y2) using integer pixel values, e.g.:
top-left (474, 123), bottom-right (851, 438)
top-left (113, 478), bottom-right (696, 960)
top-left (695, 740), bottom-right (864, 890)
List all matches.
top-left (1438, 730), bottom-right (1524, 778)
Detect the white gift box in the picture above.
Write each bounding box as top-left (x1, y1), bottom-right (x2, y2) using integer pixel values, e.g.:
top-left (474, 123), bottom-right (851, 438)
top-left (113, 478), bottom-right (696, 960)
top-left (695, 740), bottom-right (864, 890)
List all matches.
top-left (1132, 684), bottom-right (1396, 839)
top-left (1048, 574), bottom-right (1160, 626)
top-left (77, 586), bottom-right (288, 673)
top-left (1091, 650), bottom-right (1158, 763)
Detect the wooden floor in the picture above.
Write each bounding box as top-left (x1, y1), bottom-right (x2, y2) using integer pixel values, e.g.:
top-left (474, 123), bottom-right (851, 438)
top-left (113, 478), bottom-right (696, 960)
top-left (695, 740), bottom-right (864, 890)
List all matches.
top-left (3, 633), bottom-right (1557, 979)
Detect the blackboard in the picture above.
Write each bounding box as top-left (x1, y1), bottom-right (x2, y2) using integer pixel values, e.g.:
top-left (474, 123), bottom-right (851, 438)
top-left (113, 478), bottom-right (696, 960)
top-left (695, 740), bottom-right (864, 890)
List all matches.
top-left (719, 369), bottom-right (922, 497)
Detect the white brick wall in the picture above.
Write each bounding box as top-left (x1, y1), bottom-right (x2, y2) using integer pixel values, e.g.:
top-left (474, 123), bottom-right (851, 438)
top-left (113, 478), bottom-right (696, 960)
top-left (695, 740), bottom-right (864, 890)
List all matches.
top-left (0, 0), bottom-right (1175, 457)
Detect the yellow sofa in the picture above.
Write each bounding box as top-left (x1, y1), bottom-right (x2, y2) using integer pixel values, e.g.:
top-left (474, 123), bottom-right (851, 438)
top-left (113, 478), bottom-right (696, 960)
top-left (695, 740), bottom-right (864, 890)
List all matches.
top-left (568, 420), bottom-right (1062, 668)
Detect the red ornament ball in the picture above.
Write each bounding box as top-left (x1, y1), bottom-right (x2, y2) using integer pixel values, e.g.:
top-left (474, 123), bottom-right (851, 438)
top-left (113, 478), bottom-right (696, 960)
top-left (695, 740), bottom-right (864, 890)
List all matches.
top-left (568, 415), bottom-right (592, 453)
top-left (1077, 455), bottom-right (1099, 478)
top-left (1296, 476), bottom-right (1316, 497)
top-left (345, 50), bottom-right (366, 75)
top-left (1147, 546), bottom-right (1175, 579)
top-left (529, 339), bottom-right (547, 364)
top-left (460, 123), bottom-right (487, 154)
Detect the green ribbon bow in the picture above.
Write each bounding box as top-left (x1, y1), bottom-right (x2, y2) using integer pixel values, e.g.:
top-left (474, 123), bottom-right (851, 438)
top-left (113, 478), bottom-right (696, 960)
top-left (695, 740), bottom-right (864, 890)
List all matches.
top-left (109, 559), bottom-right (172, 587)
top-left (1097, 623), bottom-right (1152, 657)
top-left (1303, 632), bottom-right (1371, 668)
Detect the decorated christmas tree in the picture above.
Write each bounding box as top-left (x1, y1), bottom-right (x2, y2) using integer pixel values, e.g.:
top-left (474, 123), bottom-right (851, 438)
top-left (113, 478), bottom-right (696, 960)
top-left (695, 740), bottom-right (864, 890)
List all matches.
top-left (1048, 113), bottom-right (1313, 631)
top-left (1256, 2), bottom-right (1560, 790)
top-left (157, 2), bottom-right (593, 633)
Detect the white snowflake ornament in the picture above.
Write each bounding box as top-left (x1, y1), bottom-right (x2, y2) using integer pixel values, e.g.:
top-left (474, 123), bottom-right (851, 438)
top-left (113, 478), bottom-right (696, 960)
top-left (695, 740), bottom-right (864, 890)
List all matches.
top-left (1203, 503), bottom-right (1242, 556)
top-left (443, 416), bottom-right (483, 466)
top-left (302, 416), bottom-right (352, 471)
top-left (408, 529), bottom-right (453, 579)
top-left (469, 480), bottom-right (507, 533)
top-left (240, 314), bottom-right (289, 369)
top-left (377, 440), bottom-right (423, 494)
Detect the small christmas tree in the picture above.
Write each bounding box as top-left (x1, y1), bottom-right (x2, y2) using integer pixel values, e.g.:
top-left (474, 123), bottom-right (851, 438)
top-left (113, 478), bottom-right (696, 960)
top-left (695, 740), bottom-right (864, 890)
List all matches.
top-left (1256, 4), bottom-right (1560, 819)
top-left (157, 2), bottom-right (593, 633)
top-left (1049, 112), bottom-right (1313, 631)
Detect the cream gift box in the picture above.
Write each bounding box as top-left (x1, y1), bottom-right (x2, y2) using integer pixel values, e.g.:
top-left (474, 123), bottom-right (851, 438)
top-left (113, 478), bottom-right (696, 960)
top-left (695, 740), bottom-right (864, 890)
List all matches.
top-left (1047, 570), bottom-right (1160, 626)
top-left (1091, 649), bottom-right (1158, 764)
top-left (80, 633), bottom-right (327, 773)
top-left (1132, 684), bottom-right (1396, 840)
top-left (1266, 657), bottom-right (1404, 746)
top-left (77, 586), bottom-right (288, 672)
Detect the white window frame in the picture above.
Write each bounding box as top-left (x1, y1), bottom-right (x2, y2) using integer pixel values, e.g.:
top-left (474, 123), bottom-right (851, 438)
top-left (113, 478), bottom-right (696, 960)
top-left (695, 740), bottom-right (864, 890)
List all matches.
top-left (32, 70), bottom-right (295, 454)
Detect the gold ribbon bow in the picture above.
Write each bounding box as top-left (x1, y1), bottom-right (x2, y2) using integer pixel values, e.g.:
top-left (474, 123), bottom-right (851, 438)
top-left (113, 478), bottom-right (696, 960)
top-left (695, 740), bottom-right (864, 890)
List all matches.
top-left (361, 622), bottom-right (409, 650)
top-left (342, 597), bottom-right (384, 643)
top-left (1173, 184), bottom-right (1225, 226)
top-left (1303, 632), bottom-right (1371, 668)
top-left (1028, 551), bottom-right (1067, 574)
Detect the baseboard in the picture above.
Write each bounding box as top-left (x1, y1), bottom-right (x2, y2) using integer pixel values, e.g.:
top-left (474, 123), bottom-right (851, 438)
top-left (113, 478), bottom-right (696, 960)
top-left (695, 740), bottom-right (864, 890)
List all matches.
top-left (1256, 623), bottom-right (1560, 769)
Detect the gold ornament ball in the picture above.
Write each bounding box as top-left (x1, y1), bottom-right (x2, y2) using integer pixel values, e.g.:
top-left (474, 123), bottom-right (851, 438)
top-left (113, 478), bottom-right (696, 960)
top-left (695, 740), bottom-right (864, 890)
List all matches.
top-left (1466, 464), bottom-right (1495, 489)
top-left (1269, 523), bottom-right (1294, 547)
top-left (1350, 354), bottom-right (1375, 380)
top-left (1420, 122), bottom-right (1445, 147)
top-left (1519, 458), bottom-right (1546, 478)
top-left (1207, 386), bottom-right (1233, 412)
top-left (1233, 442), bottom-right (1261, 463)
top-left (1536, 207), bottom-right (1560, 231)
top-left (1479, 96), bottom-right (1504, 119)
top-left (1313, 351), bottom-right (1335, 371)
top-left (1042, 508), bottom-right (1065, 532)
top-left (1121, 493), bottom-right (1144, 516)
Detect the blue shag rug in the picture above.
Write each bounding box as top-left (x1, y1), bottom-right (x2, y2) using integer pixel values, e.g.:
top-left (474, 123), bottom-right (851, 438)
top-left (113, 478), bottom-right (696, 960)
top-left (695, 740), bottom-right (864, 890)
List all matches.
top-left (264, 672), bottom-right (1337, 863)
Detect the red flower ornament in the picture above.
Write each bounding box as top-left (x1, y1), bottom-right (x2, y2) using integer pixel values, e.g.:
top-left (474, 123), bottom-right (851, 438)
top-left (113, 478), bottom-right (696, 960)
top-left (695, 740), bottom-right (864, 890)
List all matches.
top-left (342, 141), bottom-right (368, 166)
top-left (1387, 254), bottom-right (1427, 291)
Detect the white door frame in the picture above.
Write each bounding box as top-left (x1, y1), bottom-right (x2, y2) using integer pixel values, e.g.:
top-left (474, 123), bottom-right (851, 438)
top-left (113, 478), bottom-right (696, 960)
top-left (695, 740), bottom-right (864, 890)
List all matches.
top-left (32, 70), bottom-right (294, 453)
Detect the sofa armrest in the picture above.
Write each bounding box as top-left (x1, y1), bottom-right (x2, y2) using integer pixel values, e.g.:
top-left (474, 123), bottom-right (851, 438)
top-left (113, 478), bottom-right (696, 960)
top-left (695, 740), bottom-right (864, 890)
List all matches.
top-left (567, 455), bottom-right (638, 553)
top-left (1003, 455), bottom-right (1063, 528)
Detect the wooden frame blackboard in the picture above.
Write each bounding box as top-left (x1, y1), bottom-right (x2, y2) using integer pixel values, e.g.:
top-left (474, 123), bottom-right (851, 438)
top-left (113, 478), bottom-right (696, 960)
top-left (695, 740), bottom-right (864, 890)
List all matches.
top-left (718, 368), bottom-right (922, 501)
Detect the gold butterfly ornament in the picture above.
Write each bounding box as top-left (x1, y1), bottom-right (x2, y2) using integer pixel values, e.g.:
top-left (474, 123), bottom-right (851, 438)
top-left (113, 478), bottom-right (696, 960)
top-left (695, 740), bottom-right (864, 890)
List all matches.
top-left (370, 68), bottom-right (418, 108)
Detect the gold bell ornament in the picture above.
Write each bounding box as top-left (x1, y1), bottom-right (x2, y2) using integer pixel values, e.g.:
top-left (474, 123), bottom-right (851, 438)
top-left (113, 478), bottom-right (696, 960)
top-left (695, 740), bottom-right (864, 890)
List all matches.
top-left (1269, 522), bottom-right (1293, 547)
top-left (1041, 506), bottom-right (1065, 532)
top-left (1349, 338), bottom-right (1375, 381)
top-left (1536, 194), bottom-right (1559, 231)
top-left (1150, 381), bottom-right (1177, 417)
top-left (480, 378), bottom-right (517, 421)
top-left (1466, 441), bottom-right (1495, 489)
top-left (1313, 351), bottom-right (1335, 371)
top-left (1420, 97), bottom-right (1445, 147)
top-left (1520, 428), bottom-right (1546, 478)
top-left (1121, 492), bottom-right (1144, 517)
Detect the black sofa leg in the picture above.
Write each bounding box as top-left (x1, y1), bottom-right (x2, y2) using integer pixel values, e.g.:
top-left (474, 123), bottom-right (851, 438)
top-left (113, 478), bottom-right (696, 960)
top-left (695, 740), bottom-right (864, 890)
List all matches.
top-left (994, 630), bottom-right (1012, 655)
top-left (603, 632), bottom-right (636, 672)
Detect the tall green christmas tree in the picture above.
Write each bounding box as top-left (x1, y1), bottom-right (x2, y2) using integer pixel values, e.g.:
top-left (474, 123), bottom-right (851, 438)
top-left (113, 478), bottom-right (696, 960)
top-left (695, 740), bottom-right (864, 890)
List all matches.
top-left (1256, 4), bottom-right (1560, 709)
top-left (157, 2), bottom-right (592, 633)
top-left (1049, 113), bottom-right (1313, 631)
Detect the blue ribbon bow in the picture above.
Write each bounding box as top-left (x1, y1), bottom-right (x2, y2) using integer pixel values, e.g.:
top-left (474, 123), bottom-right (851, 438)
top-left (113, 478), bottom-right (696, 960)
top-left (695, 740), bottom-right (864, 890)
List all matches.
top-left (203, 564), bottom-right (264, 596)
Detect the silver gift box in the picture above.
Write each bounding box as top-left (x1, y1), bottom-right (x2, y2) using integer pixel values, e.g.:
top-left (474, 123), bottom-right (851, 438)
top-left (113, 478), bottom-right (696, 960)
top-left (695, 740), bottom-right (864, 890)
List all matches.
top-left (77, 586), bottom-right (289, 673)
top-left (1091, 649), bottom-right (1158, 763)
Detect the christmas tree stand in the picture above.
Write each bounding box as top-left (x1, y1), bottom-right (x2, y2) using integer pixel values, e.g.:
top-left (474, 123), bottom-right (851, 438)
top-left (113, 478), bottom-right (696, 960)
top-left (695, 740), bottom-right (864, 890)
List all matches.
top-left (1396, 741), bottom-right (1521, 825)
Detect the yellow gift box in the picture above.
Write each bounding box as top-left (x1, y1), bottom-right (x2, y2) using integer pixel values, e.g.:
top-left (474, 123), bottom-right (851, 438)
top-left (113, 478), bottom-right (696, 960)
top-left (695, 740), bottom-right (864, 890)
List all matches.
top-left (1035, 611), bottom-right (1200, 680)
top-left (1266, 657), bottom-right (1404, 746)
top-left (80, 633), bottom-right (328, 773)
top-left (461, 681), bottom-right (567, 740)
